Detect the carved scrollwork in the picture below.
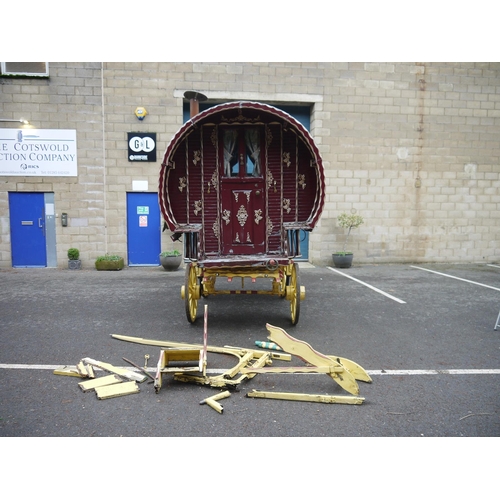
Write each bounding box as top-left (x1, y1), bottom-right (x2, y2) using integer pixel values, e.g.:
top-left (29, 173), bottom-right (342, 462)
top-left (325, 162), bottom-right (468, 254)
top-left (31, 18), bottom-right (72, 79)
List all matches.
top-left (193, 200), bottom-right (202, 216)
top-left (193, 150), bottom-right (201, 166)
top-left (178, 176), bottom-right (187, 192)
top-left (283, 198), bottom-right (291, 214)
top-left (212, 218), bottom-right (220, 238)
top-left (266, 216), bottom-right (273, 236)
top-left (254, 209), bottom-right (263, 225)
top-left (237, 205), bottom-right (248, 227)
top-left (298, 174), bottom-right (306, 189)
top-left (283, 152), bottom-right (291, 167)
top-left (222, 209), bottom-right (231, 225)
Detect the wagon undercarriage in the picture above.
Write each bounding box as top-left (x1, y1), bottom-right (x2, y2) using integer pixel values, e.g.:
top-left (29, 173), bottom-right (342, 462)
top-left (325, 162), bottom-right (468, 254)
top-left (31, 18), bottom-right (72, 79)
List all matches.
top-left (181, 259), bottom-right (304, 325)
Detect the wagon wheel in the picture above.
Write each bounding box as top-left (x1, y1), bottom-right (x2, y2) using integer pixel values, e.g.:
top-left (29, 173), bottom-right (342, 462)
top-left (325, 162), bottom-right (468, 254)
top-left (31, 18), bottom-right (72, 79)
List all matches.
top-left (289, 263), bottom-right (301, 325)
top-left (184, 262), bottom-right (200, 323)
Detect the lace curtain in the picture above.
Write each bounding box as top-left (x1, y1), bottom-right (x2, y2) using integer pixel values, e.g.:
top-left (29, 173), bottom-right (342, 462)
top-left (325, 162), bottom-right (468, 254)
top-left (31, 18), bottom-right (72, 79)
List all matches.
top-left (245, 128), bottom-right (261, 176)
top-left (223, 129), bottom-right (237, 177)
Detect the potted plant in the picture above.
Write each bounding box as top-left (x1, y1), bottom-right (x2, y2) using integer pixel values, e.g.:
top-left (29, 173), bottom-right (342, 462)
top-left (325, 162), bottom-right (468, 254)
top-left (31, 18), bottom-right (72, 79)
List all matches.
top-left (332, 211), bottom-right (364, 268)
top-left (159, 249), bottom-right (182, 271)
top-left (67, 248), bottom-right (81, 270)
top-left (95, 254), bottom-right (124, 271)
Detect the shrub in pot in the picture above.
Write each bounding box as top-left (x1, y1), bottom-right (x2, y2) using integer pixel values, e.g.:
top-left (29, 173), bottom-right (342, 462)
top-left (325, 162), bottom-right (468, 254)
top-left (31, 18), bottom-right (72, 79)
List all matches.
top-left (68, 248), bottom-right (81, 270)
top-left (95, 254), bottom-right (124, 271)
top-left (332, 212), bottom-right (364, 268)
top-left (159, 250), bottom-right (182, 271)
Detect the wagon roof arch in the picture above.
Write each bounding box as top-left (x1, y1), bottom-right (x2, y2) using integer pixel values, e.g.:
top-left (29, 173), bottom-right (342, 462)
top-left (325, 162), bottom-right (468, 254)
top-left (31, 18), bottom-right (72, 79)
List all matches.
top-left (159, 100), bottom-right (325, 232)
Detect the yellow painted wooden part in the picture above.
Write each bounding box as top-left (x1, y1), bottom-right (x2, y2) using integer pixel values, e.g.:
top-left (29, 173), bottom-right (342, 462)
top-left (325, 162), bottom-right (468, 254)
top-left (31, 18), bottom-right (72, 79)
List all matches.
top-left (206, 398), bottom-right (224, 413)
top-left (247, 389), bottom-right (365, 405)
top-left (81, 357), bottom-right (147, 382)
top-left (78, 374), bottom-right (123, 392)
top-left (200, 391), bottom-right (231, 413)
top-left (53, 365), bottom-right (85, 377)
top-left (265, 324), bottom-right (361, 396)
top-left (95, 381), bottom-right (139, 400)
top-left (241, 365), bottom-right (344, 375)
top-left (328, 356), bottom-right (372, 383)
top-left (154, 348), bottom-right (204, 392)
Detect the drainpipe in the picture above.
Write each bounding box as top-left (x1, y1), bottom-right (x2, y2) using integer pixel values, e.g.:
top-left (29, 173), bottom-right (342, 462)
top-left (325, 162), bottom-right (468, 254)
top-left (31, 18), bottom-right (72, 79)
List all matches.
top-left (184, 91), bottom-right (207, 118)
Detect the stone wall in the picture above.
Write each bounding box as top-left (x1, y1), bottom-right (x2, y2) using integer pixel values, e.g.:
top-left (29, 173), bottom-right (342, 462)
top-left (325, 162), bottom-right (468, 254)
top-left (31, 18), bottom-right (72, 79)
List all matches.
top-left (1, 62), bottom-right (498, 268)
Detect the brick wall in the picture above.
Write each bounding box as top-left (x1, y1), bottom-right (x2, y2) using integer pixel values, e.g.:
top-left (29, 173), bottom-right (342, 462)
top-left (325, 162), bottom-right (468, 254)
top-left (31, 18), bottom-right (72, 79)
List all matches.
top-left (1, 62), bottom-right (498, 267)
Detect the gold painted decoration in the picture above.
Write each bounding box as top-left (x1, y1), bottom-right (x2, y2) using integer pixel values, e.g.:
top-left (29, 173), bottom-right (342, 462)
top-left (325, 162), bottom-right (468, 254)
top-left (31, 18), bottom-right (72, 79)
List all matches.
top-left (178, 176), bottom-right (187, 192)
top-left (254, 209), bottom-right (263, 225)
top-left (267, 216), bottom-right (273, 236)
top-left (237, 205), bottom-right (248, 227)
top-left (283, 152), bottom-right (291, 167)
top-left (212, 219), bottom-right (220, 238)
top-left (222, 209), bottom-right (231, 225)
top-left (194, 200), bottom-right (202, 216)
top-left (298, 174), bottom-right (306, 189)
top-left (193, 150), bottom-right (201, 165)
top-left (283, 198), bottom-right (291, 214)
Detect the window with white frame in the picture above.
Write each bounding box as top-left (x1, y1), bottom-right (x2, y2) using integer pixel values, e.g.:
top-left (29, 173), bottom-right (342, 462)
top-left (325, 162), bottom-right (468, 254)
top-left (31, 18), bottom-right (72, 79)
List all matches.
top-left (1, 62), bottom-right (49, 77)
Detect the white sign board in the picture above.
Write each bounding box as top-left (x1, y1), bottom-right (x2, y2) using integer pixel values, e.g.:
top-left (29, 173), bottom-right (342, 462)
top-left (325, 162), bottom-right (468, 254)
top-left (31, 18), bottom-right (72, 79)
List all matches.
top-left (0, 129), bottom-right (77, 176)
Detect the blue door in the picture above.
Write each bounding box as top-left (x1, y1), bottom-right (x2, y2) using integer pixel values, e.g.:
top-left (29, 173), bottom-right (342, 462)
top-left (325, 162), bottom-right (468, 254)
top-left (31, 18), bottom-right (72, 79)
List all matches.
top-left (126, 192), bottom-right (161, 266)
top-left (9, 192), bottom-right (47, 267)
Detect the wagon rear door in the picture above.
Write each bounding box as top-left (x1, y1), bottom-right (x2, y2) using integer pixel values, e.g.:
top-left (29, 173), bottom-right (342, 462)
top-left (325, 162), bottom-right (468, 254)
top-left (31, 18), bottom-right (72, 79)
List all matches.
top-left (220, 126), bottom-right (266, 256)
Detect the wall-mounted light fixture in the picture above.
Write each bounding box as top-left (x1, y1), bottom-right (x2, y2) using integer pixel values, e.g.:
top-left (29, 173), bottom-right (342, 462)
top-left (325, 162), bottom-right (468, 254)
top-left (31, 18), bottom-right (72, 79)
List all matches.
top-left (134, 107), bottom-right (147, 120)
top-left (0, 118), bottom-right (30, 125)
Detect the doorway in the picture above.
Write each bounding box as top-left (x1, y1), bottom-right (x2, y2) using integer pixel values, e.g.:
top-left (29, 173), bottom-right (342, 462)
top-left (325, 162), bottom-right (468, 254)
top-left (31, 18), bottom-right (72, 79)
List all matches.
top-left (126, 192), bottom-right (161, 266)
top-left (9, 192), bottom-right (56, 267)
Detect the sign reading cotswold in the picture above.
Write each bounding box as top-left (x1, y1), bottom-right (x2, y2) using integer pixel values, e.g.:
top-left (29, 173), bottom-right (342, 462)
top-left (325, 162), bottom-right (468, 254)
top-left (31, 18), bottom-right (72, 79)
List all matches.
top-left (0, 129), bottom-right (77, 176)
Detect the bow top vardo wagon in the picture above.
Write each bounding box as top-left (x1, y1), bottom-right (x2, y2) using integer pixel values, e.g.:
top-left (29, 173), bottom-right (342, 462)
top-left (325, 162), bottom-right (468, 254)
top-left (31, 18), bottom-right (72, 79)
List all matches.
top-left (159, 100), bottom-right (325, 325)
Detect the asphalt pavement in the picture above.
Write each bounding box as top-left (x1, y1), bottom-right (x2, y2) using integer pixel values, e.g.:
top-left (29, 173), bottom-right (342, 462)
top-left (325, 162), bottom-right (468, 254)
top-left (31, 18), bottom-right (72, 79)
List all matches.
top-left (1, 262), bottom-right (499, 438)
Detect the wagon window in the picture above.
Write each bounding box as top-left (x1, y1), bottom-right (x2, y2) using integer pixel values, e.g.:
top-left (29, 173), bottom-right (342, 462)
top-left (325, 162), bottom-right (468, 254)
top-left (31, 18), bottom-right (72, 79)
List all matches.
top-left (222, 127), bottom-right (261, 178)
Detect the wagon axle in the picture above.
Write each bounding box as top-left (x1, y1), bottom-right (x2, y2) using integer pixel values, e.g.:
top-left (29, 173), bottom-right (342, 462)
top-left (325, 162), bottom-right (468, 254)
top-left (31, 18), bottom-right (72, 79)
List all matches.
top-left (181, 261), bottom-right (304, 325)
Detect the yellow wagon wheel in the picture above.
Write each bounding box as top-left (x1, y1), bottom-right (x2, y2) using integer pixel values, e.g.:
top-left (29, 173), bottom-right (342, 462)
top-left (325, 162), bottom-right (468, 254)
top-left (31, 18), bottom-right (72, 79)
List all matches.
top-left (288, 263), bottom-right (301, 325)
top-left (184, 262), bottom-right (201, 323)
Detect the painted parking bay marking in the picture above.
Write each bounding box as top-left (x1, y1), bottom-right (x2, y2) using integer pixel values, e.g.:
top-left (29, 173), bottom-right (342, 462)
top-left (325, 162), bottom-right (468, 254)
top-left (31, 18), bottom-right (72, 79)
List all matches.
top-left (1, 364), bottom-right (499, 376)
top-left (327, 267), bottom-right (406, 304)
top-left (411, 266), bottom-right (500, 292)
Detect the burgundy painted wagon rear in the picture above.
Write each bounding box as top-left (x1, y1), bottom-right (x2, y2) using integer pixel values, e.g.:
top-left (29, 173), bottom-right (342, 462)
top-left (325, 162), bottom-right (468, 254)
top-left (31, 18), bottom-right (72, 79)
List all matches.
top-left (159, 100), bottom-right (325, 325)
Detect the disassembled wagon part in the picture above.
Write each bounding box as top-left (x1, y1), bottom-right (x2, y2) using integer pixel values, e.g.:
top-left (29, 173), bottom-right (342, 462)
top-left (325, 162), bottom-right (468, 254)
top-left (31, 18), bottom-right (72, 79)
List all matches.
top-left (159, 101), bottom-right (325, 325)
top-left (242, 324), bottom-right (372, 404)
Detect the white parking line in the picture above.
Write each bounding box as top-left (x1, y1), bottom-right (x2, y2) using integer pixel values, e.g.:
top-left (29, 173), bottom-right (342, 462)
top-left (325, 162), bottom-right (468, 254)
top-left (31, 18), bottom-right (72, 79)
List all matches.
top-left (327, 267), bottom-right (406, 303)
top-left (1, 364), bottom-right (499, 376)
top-left (487, 264), bottom-right (500, 269)
top-left (411, 266), bottom-right (500, 292)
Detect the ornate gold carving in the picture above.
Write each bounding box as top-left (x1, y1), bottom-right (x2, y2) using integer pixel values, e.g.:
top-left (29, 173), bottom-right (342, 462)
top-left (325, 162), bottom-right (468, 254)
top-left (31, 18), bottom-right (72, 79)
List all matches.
top-left (266, 170), bottom-right (275, 191)
top-left (235, 233), bottom-right (240, 243)
top-left (193, 200), bottom-right (202, 216)
top-left (210, 127), bottom-right (217, 146)
top-left (283, 152), bottom-right (291, 167)
top-left (221, 109), bottom-right (260, 123)
top-left (254, 209), bottom-right (263, 225)
top-left (237, 205), bottom-right (248, 227)
top-left (207, 169), bottom-right (218, 194)
top-left (266, 216), bottom-right (273, 236)
top-left (298, 174), bottom-right (306, 189)
top-left (212, 218), bottom-right (220, 238)
top-left (193, 150), bottom-right (201, 165)
top-left (246, 232), bottom-right (252, 243)
top-left (222, 209), bottom-right (231, 225)
top-left (265, 125), bottom-right (273, 147)
top-left (283, 198), bottom-right (291, 214)
top-left (178, 176), bottom-right (187, 192)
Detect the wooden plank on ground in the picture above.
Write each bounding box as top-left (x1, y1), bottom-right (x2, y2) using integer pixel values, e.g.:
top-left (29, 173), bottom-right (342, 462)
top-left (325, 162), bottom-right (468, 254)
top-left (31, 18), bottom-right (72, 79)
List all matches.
top-left (53, 366), bottom-right (85, 378)
top-left (95, 381), bottom-right (139, 400)
top-left (78, 375), bottom-right (123, 392)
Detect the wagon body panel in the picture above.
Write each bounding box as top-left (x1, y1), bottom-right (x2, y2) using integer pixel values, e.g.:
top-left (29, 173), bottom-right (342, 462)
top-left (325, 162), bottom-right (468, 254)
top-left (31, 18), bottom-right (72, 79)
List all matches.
top-left (159, 101), bottom-right (325, 264)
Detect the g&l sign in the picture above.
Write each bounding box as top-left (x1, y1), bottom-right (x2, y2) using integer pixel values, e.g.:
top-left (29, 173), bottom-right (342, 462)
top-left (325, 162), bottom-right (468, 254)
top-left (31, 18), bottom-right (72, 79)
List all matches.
top-left (128, 132), bottom-right (156, 162)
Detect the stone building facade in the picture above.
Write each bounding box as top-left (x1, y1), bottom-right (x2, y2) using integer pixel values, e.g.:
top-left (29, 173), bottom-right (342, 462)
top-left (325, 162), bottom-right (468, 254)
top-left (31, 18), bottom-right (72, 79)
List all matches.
top-left (0, 62), bottom-right (499, 269)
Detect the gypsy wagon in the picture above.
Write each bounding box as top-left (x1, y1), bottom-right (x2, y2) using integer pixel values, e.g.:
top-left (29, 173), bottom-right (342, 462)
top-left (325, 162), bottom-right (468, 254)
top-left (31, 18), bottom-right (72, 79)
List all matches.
top-left (159, 99), bottom-right (325, 325)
